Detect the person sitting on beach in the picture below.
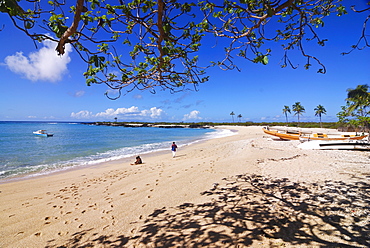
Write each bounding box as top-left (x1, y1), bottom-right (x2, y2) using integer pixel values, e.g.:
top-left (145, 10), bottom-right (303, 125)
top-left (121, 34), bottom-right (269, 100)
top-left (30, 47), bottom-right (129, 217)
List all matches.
top-left (131, 156), bottom-right (142, 165)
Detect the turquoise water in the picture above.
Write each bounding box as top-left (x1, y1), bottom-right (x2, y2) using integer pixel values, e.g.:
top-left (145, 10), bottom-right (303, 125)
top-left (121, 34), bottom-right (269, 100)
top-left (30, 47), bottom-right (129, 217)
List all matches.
top-left (0, 122), bottom-right (232, 180)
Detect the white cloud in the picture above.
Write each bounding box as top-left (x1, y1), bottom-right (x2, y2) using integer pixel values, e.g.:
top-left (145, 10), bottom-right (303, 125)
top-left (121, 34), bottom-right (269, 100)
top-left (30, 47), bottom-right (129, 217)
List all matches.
top-left (141, 107), bottom-right (164, 118)
top-left (183, 110), bottom-right (202, 121)
top-left (4, 39), bottom-right (71, 82)
top-left (133, 94), bottom-right (143, 99)
top-left (96, 106), bottom-right (140, 118)
top-left (74, 91), bottom-right (85, 97)
top-left (71, 110), bottom-right (94, 119)
top-left (71, 106), bottom-right (165, 120)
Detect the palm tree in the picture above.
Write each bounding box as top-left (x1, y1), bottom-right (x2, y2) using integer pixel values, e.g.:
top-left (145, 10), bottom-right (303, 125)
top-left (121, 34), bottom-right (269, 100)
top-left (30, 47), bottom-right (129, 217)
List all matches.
top-left (230, 111), bottom-right (235, 122)
top-left (314, 104), bottom-right (326, 128)
top-left (114, 117), bottom-right (118, 122)
top-left (237, 114), bottom-right (242, 122)
top-left (282, 105), bottom-right (291, 124)
top-left (346, 84), bottom-right (370, 117)
top-left (292, 102), bottom-right (305, 126)
top-left (346, 84), bottom-right (370, 131)
top-left (347, 84), bottom-right (370, 100)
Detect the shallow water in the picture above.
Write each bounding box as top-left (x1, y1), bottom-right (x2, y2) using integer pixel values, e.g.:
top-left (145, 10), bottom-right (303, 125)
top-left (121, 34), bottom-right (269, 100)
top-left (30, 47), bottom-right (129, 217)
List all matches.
top-left (0, 122), bottom-right (232, 179)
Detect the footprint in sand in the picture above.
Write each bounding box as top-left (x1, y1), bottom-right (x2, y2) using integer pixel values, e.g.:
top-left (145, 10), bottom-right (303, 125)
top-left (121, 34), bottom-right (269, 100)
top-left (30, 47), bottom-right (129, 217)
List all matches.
top-left (58, 231), bottom-right (69, 236)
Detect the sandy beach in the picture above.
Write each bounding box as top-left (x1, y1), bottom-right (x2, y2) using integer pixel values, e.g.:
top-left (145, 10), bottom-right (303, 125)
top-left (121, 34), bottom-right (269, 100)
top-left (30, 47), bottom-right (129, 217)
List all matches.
top-left (1, 126), bottom-right (369, 247)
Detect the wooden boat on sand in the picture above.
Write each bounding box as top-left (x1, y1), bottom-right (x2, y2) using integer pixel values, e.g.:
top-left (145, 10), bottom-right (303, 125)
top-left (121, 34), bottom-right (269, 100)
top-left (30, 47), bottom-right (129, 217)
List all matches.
top-left (262, 127), bottom-right (367, 141)
top-left (262, 128), bottom-right (301, 140)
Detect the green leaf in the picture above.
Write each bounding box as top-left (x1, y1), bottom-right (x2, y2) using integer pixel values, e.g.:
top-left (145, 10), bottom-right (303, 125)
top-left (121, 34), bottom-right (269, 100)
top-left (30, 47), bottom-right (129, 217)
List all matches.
top-left (262, 56), bottom-right (269, 65)
top-left (25, 20), bottom-right (34, 29)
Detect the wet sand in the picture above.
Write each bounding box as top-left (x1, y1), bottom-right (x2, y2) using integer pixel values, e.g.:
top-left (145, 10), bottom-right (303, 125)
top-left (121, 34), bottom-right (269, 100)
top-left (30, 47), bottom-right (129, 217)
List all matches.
top-left (0, 126), bottom-right (369, 247)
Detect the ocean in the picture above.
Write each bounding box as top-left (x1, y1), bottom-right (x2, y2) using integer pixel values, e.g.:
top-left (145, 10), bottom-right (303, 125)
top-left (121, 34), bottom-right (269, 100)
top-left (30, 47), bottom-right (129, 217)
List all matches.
top-left (0, 121), bottom-right (233, 180)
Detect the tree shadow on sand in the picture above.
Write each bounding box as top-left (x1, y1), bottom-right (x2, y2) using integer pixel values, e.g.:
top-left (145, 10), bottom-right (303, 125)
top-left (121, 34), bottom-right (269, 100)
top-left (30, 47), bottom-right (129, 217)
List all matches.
top-left (46, 174), bottom-right (370, 247)
top-left (130, 174), bottom-right (370, 247)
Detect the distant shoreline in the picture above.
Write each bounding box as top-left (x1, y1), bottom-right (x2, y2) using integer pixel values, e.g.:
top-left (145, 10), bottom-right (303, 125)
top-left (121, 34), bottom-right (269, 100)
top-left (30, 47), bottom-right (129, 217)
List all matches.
top-left (0, 120), bottom-right (347, 130)
top-left (82, 122), bottom-right (212, 129)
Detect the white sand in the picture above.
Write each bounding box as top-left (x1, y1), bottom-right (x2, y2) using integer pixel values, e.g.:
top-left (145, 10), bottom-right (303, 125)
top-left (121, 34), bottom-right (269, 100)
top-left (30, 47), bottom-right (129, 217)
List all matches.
top-left (0, 126), bottom-right (369, 247)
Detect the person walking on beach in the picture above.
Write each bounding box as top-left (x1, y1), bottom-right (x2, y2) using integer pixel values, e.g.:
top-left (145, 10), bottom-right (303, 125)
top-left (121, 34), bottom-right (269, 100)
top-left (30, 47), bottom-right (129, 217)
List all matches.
top-left (171, 142), bottom-right (178, 158)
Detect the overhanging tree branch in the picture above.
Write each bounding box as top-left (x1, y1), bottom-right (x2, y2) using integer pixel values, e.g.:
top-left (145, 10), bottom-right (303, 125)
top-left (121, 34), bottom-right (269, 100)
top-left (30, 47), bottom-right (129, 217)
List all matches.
top-left (1, 0), bottom-right (369, 99)
top-left (56, 0), bottom-right (85, 55)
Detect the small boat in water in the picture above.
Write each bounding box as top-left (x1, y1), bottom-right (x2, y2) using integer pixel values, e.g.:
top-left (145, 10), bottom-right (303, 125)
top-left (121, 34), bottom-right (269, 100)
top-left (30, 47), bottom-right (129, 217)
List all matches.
top-left (262, 127), bottom-right (367, 141)
top-left (33, 130), bottom-right (54, 137)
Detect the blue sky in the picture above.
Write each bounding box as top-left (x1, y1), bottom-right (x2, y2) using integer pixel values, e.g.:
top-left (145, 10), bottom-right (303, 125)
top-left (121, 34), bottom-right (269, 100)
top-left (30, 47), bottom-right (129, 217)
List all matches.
top-left (1, 2), bottom-right (369, 123)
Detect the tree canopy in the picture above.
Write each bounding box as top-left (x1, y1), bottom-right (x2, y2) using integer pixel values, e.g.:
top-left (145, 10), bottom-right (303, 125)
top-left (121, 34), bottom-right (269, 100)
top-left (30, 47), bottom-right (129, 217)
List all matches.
top-left (314, 104), bottom-right (326, 128)
top-left (282, 105), bottom-right (291, 123)
top-left (292, 101), bottom-right (305, 125)
top-left (1, 0), bottom-right (369, 98)
top-left (340, 84), bottom-right (370, 131)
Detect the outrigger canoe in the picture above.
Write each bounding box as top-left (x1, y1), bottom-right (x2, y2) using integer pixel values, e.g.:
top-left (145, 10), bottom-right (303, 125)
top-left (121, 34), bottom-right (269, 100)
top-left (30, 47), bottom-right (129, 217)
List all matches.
top-left (298, 140), bottom-right (370, 150)
top-left (262, 127), bottom-right (367, 141)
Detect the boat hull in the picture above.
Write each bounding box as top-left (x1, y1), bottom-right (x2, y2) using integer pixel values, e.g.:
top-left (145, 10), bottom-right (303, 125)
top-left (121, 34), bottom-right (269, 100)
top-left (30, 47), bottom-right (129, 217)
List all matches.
top-left (299, 140), bottom-right (370, 150)
top-left (262, 128), bottom-right (300, 140)
top-left (262, 128), bottom-right (367, 141)
top-left (33, 130), bottom-right (54, 137)
top-left (33, 133), bottom-right (53, 137)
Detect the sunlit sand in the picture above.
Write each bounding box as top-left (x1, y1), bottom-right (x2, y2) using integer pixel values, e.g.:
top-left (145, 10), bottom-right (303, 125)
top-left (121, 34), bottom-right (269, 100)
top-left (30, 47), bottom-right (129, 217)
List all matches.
top-left (0, 126), bottom-right (369, 247)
